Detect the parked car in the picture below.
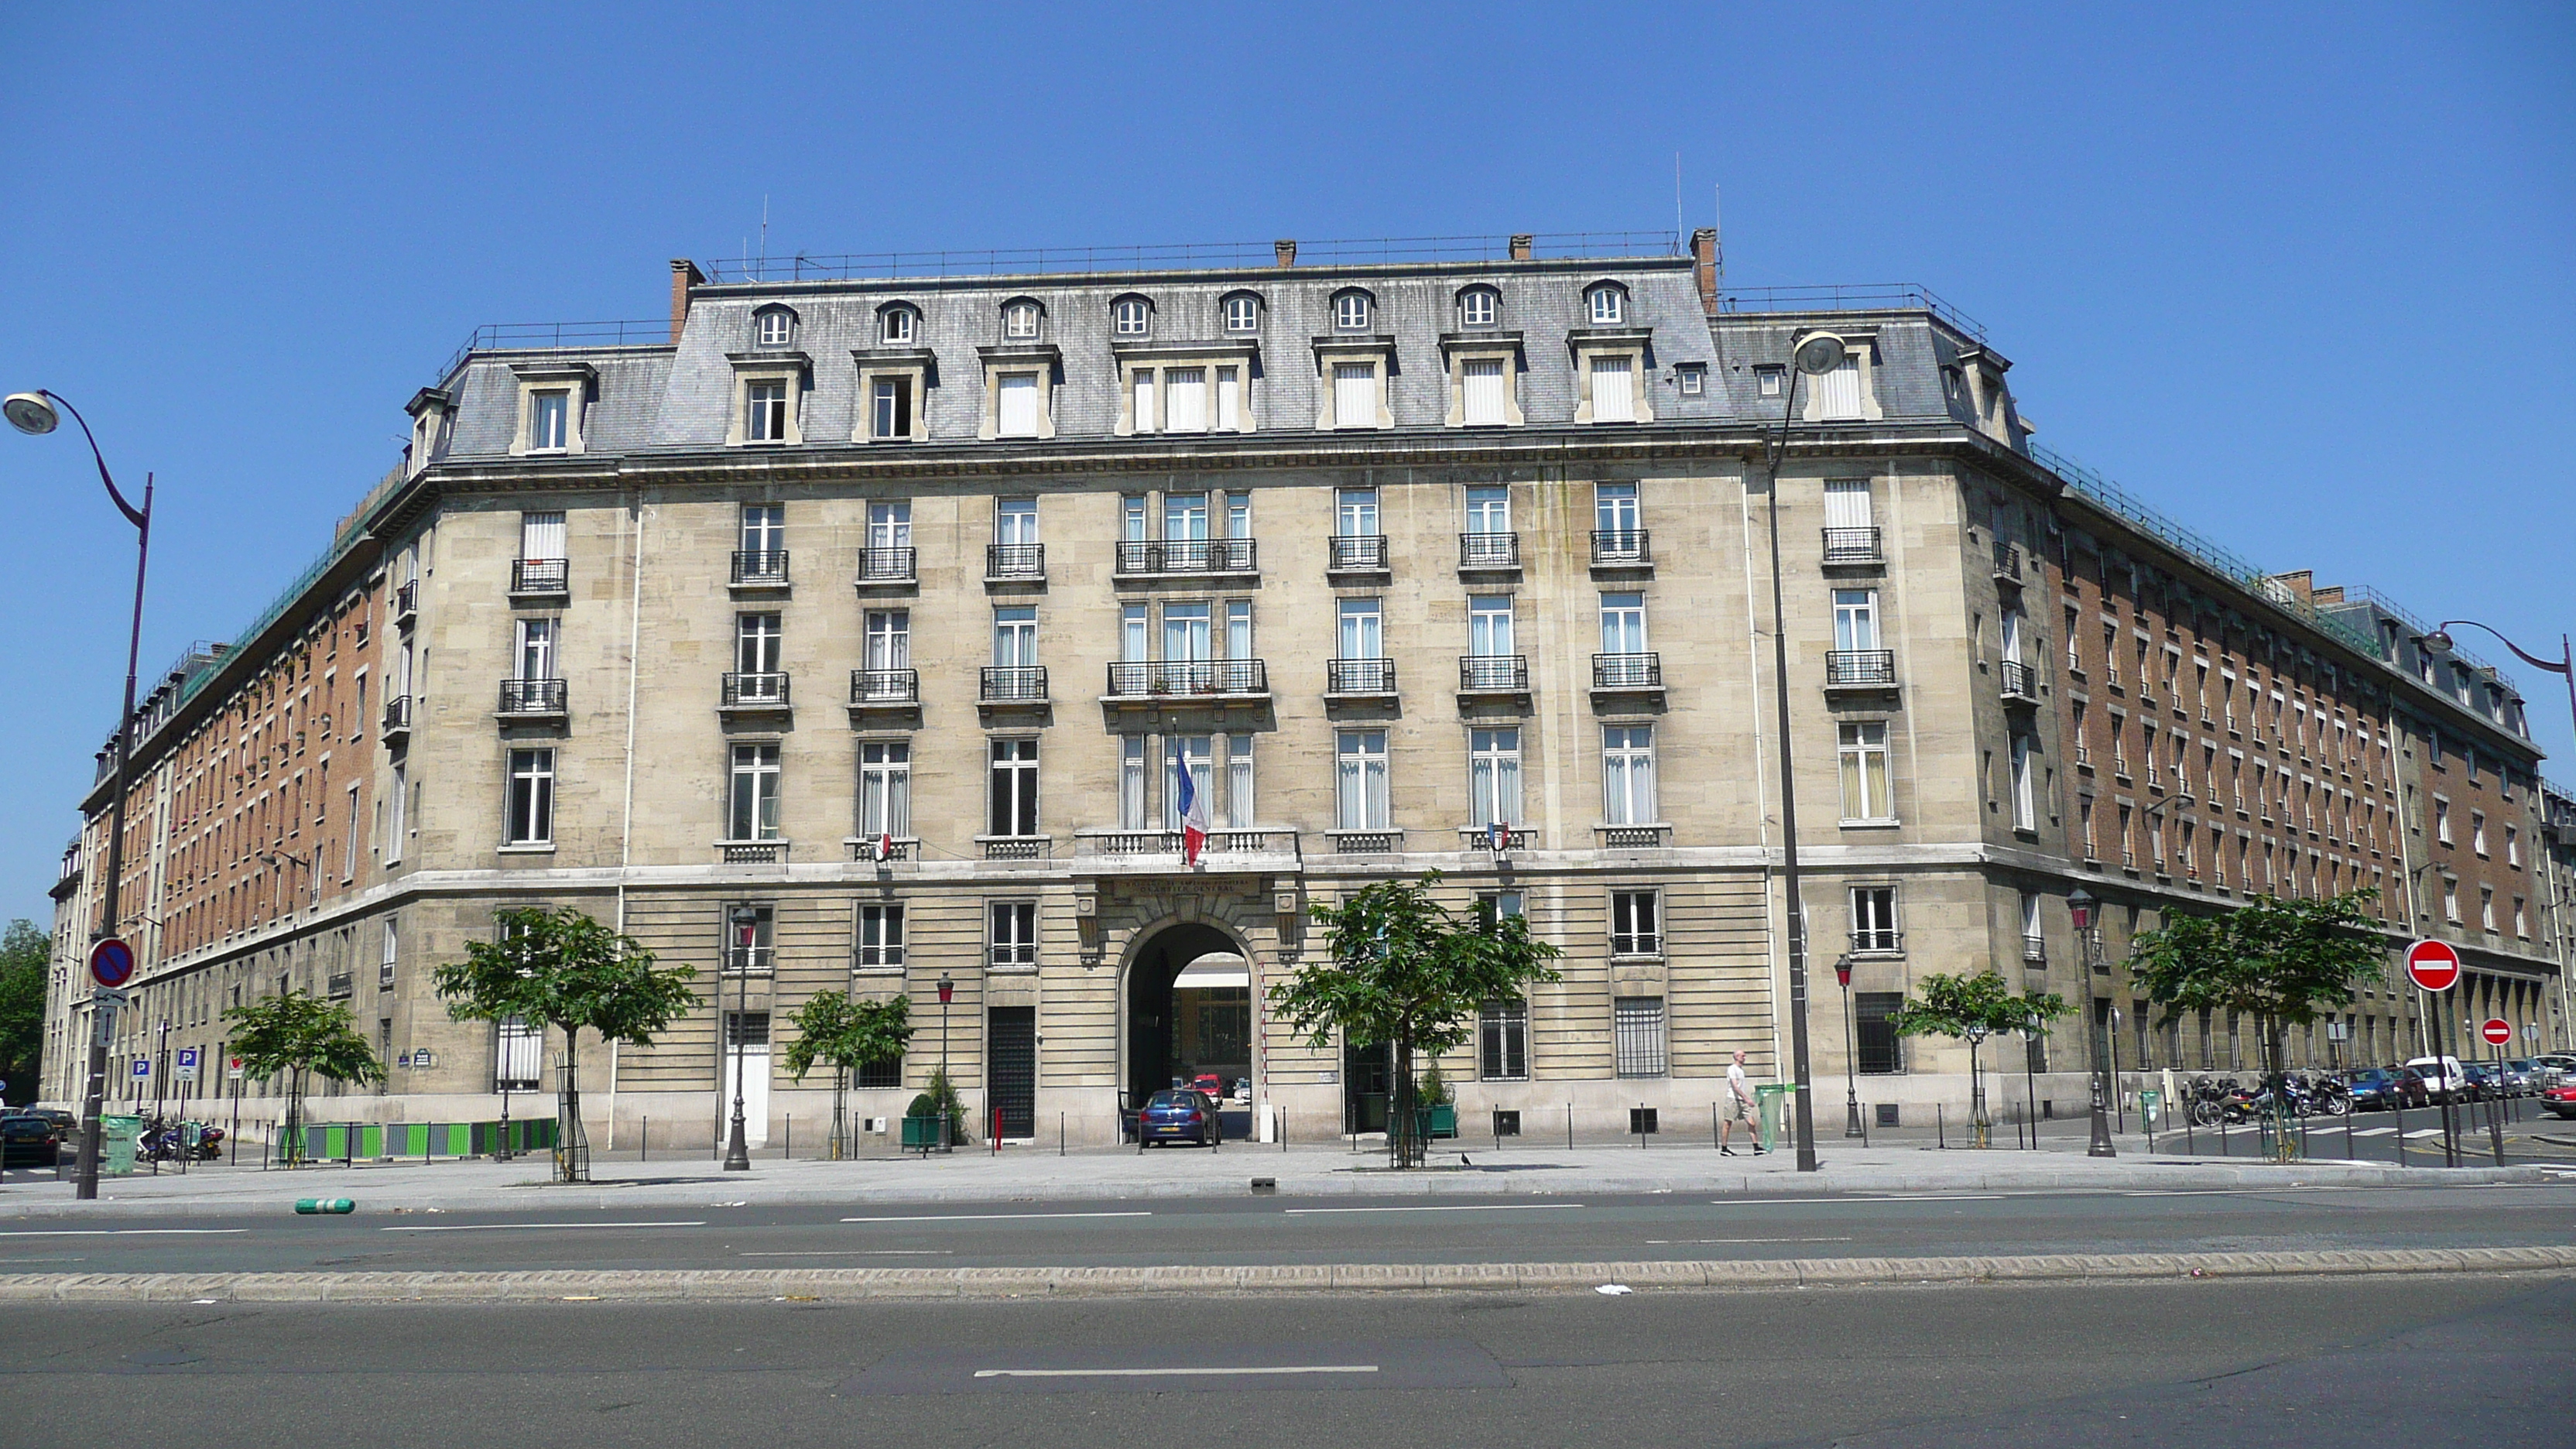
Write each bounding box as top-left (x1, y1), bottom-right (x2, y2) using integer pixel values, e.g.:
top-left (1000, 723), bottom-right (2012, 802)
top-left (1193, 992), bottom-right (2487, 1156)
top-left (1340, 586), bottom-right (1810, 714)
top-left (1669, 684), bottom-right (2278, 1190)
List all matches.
top-left (1137, 1090), bottom-right (1221, 1149)
top-left (1190, 1074), bottom-right (1228, 1105)
top-left (0, 1113), bottom-right (65, 1167)
top-left (2345, 1067), bottom-right (2430, 1112)
top-left (2462, 1063), bottom-right (2505, 1101)
top-left (2533, 1055), bottom-right (2576, 1088)
top-left (2406, 1056), bottom-right (2471, 1103)
top-left (18, 1108), bottom-right (75, 1137)
top-left (2542, 1083), bottom-right (2576, 1120)
top-left (2498, 1060), bottom-right (2538, 1097)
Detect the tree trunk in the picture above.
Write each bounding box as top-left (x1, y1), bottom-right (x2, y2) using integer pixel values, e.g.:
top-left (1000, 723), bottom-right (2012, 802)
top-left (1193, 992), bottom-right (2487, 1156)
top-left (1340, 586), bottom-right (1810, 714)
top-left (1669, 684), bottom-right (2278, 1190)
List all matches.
top-left (2263, 1016), bottom-right (2293, 1163)
top-left (556, 1027), bottom-right (590, 1183)
top-left (1392, 1033), bottom-right (1417, 1169)
top-left (1967, 1038), bottom-right (1986, 1149)
top-left (283, 1066), bottom-right (306, 1166)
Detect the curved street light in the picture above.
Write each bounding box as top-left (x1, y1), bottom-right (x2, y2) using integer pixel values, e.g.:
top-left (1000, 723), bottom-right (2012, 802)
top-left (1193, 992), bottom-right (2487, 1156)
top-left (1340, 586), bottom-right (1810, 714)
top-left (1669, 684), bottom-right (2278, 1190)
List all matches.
top-left (2423, 619), bottom-right (2576, 753)
top-left (9, 389), bottom-right (154, 1204)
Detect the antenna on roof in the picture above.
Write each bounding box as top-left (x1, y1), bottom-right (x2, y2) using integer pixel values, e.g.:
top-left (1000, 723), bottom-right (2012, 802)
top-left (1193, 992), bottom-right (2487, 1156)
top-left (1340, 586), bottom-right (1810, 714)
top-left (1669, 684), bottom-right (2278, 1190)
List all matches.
top-left (1712, 183), bottom-right (1725, 289)
top-left (1674, 152), bottom-right (1684, 249)
top-left (759, 196), bottom-right (769, 275)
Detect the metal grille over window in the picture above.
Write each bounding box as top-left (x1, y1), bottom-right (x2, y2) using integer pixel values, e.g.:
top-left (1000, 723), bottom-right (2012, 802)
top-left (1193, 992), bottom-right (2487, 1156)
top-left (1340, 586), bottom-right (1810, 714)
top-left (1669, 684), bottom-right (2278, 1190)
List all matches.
top-left (1613, 997), bottom-right (1667, 1077)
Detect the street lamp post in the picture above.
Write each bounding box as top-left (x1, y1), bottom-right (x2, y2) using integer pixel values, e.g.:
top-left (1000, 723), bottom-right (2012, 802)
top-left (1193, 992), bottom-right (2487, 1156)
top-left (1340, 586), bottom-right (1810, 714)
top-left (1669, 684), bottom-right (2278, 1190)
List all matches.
top-left (9, 389), bottom-right (153, 1203)
top-left (2067, 888), bottom-right (2116, 1157)
top-left (937, 975), bottom-right (955, 1150)
top-left (1764, 331), bottom-right (1852, 1174)
top-left (722, 904), bottom-right (755, 1171)
top-left (1834, 954), bottom-right (1862, 1137)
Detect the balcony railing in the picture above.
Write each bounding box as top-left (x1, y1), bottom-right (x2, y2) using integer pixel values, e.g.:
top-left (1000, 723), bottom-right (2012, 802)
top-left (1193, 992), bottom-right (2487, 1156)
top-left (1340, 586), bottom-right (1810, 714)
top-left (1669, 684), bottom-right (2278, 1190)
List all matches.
top-left (721, 947), bottom-right (776, 977)
top-left (1850, 930), bottom-right (1903, 954)
top-left (1331, 830), bottom-right (1402, 855)
top-left (1611, 931), bottom-right (1663, 958)
top-left (1821, 526), bottom-right (1882, 564)
top-left (1598, 824), bottom-right (1670, 849)
top-left (857, 546), bottom-right (916, 584)
top-left (1327, 534), bottom-right (1389, 573)
top-left (510, 557), bottom-right (569, 594)
top-left (1590, 529), bottom-right (1651, 568)
top-left (1992, 540), bottom-right (2023, 582)
top-left (393, 579), bottom-right (418, 623)
top-left (981, 666), bottom-right (1049, 703)
top-left (1105, 659), bottom-right (1268, 697)
top-left (721, 841), bottom-right (787, 865)
top-left (381, 694), bottom-right (412, 736)
top-left (985, 543), bottom-right (1044, 580)
top-left (2022, 934), bottom-right (2047, 965)
top-left (498, 677), bottom-right (567, 716)
top-left (1327, 658), bottom-right (1397, 695)
top-left (849, 668), bottom-right (918, 706)
top-left (1591, 653), bottom-right (1662, 690)
top-left (325, 972), bottom-right (355, 999)
top-left (1461, 824), bottom-right (1537, 851)
top-left (1824, 649), bottom-right (1896, 687)
top-left (1114, 538), bottom-right (1257, 576)
top-left (1458, 531), bottom-right (1519, 570)
top-left (982, 837), bottom-right (1049, 860)
top-left (721, 672), bottom-right (792, 708)
top-left (1083, 829), bottom-right (1295, 858)
top-left (731, 549), bottom-right (790, 587)
top-left (1458, 655), bottom-right (1529, 694)
top-left (1999, 660), bottom-right (2040, 702)
top-left (847, 837), bottom-right (915, 862)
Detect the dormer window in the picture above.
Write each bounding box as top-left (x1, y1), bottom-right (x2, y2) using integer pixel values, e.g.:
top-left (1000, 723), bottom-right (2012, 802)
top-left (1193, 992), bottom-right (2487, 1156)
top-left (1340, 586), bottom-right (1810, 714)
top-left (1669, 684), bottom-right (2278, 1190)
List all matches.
top-left (1112, 296), bottom-right (1153, 337)
top-left (752, 307), bottom-right (796, 348)
top-left (1457, 286), bottom-right (1499, 329)
top-left (529, 390), bottom-right (570, 450)
top-left (1584, 283), bottom-right (1627, 325)
top-left (879, 305), bottom-right (920, 345)
top-left (1222, 293), bottom-right (1261, 334)
top-left (1332, 290), bottom-right (1373, 332)
top-left (1002, 298), bottom-right (1043, 340)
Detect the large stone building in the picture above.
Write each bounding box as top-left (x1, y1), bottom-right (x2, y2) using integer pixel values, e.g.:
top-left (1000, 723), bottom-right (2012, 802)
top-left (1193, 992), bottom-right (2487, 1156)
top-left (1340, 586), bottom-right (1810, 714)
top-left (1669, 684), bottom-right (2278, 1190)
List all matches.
top-left (43, 231), bottom-right (2570, 1149)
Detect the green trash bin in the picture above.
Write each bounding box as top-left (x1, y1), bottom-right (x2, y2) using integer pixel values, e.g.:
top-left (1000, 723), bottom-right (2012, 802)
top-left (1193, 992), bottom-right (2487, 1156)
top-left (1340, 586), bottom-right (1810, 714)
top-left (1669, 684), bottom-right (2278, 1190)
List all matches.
top-left (1752, 1084), bottom-right (1800, 1154)
top-left (1414, 1103), bottom-right (1458, 1140)
top-left (900, 1115), bottom-right (948, 1153)
top-left (100, 1115), bottom-right (141, 1177)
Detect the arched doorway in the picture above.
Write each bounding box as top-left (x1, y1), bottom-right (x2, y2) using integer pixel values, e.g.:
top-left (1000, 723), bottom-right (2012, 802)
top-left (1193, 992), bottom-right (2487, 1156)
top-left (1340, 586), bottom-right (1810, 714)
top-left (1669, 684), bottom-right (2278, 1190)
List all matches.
top-left (1123, 921), bottom-right (1252, 1115)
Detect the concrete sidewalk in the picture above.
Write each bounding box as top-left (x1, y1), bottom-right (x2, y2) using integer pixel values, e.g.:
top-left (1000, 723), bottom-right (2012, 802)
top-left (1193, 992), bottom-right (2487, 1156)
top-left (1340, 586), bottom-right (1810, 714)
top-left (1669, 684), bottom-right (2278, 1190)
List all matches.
top-left (2, 1132), bottom-right (2560, 1218)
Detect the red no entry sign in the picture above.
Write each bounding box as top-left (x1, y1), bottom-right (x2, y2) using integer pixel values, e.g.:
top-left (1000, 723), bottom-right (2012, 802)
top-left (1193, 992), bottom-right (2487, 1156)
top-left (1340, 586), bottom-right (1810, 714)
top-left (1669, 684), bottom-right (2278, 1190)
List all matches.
top-left (2481, 1018), bottom-right (2513, 1046)
top-left (2404, 939), bottom-right (2461, 993)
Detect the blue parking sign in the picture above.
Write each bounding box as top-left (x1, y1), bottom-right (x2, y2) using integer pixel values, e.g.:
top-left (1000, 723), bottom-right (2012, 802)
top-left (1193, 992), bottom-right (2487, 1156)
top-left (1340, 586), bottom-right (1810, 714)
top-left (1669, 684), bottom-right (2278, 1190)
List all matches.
top-left (132, 1057), bottom-right (150, 1079)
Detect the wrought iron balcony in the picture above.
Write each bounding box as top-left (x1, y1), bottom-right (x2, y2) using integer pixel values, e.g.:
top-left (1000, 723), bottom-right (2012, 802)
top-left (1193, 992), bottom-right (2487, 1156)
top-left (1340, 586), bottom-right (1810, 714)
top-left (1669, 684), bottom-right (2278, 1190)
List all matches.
top-left (731, 549), bottom-right (791, 587)
top-left (497, 677), bottom-right (567, 718)
top-left (2022, 933), bottom-right (2047, 965)
top-left (721, 946), bottom-right (776, 977)
top-left (980, 666), bottom-right (1049, 704)
top-left (1591, 653), bottom-right (1662, 690)
top-left (510, 557), bottom-right (569, 595)
top-left (1105, 659), bottom-right (1268, 697)
top-left (1458, 531), bottom-right (1519, 571)
top-left (1821, 526), bottom-right (1882, 565)
top-left (392, 579), bottom-right (418, 625)
top-left (1611, 930), bottom-right (1663, 958)
top-left (721, 672), bottom-right (792, 710)
top-left (1113, 538), bottom-right (1257, 577)
top-left (380, 694), bottom-right (412, 738)
top-left (1589, 529), bottom-right (1651, 569)
top-left (1327, 534), bottom-right (1389, 574)
top-left (1992, 540), bottom-right (2024, 583)
top-left (1327, 658), bottom-right (1396, 696)
top-left (325, 972), bottom-right (355, 999)
top-left (857, 546), bottom-right (916, 585)
top-left (1850, 929), bottom-right (1904, 954)
top-left (1458, 654), bottom-right (1530, 694)
top-left (985, 543), bottom-right (1045, 580)
top-left (1824, 649), bottom-right (1897, 688)
top-left (849, 668), bottom-right (918, 706)
top-left (1999, 659), bottom-right (2040, 704)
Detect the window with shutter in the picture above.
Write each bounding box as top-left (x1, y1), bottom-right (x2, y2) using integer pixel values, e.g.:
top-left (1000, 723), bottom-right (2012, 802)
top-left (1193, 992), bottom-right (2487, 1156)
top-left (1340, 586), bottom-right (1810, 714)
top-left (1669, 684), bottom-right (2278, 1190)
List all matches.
top-left (1822, 480), bottom-right (1872, 530)
top-left (1165, 368), bottom-right (1207, 431)
top-left (1462, 358), bottom-right (1506, 425)
top-left (1815, 355), bottom-right (1865, 419)
top-left (997, 373), bottom-right (1040, 437)
top-left (1333, 363), bottom-right (1375, 427)
top-left (1591, 355), bottom-right (1635, 423)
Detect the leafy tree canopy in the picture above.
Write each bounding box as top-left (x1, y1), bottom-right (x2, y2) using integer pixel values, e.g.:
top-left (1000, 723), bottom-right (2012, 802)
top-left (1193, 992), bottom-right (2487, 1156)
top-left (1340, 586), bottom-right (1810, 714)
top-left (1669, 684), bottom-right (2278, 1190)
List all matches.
top-left (0, 920), bottom-right (47, 1105)
top-left (1889, 969), bottom-right (2069, 1046)
top-left (1273, 873), bottom-right (1565, 1061)
top-left (432, 906), bottom-right (697, 1048)
top-left (2128, 890), bottom-right (2382, 1036)
top-left (222, 989), bottom-right (384, 1087)
top-left (782, 992), bottom-right (913, 1083)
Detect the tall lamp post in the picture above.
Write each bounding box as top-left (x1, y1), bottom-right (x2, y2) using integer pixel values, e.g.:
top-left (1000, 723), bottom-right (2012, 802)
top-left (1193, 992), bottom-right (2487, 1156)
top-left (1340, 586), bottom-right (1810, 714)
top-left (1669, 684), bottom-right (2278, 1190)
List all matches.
top-left (2067, 888), bottom-right (2116, 1157)
top-left (936, 974), bottom-right (955, 1149)
top-left (722, 904), bottom-right (755, 1171)
top-left (1764, 331), bottom-right (1852, 1174)
top-left (8, 389), bottom-right (152, 1203)
top-left (1833, 954), bottom-right (1862, 1136)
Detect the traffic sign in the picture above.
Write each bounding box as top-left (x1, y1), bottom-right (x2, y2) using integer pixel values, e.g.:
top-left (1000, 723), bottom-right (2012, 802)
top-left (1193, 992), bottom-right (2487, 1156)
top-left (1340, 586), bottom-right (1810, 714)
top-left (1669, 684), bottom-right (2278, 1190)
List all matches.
top-left (130, 1057), bottom-right (150, 1080)
top-left (2481, 1019), bottom-right (2513, 1047)
top-left (2404, 939), bottom-right (2462, 993)
top-left (176, 1047), bottom-right (200, 1082)
top-left (88, 937), bottom-right (135, 989)
top-left (92, 986), bottom-right (130, 1007)
top-left (226, 1056), bottom-right (245, 1081)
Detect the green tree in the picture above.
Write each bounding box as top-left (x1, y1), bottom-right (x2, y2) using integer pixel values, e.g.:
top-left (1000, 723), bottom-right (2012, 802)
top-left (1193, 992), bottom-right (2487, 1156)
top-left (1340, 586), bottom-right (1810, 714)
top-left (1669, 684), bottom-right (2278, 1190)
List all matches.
top-left (1273, 874), bottom-right (1564, 1167)
top-left (0, 920), bottom-right (48, 1108)
top-left (2128, 889), bottom-right (2381, 1157)
top-left (782, 991), bottom-right (913, 1158)
top-left (432, 906), bottom-right (699, 1181)
top-left (222, 989), bottom-right (385, 1164)
top-left (1888, 969), bottom-right (2071, 1148)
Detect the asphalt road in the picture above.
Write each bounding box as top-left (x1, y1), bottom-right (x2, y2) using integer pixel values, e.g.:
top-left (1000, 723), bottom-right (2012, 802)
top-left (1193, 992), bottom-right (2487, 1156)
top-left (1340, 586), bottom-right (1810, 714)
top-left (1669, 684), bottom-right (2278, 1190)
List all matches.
top-left (1, 1180), bottom-right (2568, 1275)
top-left (2, 1273), bottom-right (2566, 1447)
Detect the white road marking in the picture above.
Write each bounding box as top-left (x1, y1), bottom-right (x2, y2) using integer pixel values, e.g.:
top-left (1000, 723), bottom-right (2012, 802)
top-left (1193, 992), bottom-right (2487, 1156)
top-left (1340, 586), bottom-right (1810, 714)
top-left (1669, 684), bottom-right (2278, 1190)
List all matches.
top-left (2348, 1127), bottom-right (2398, 1136)
top-left (975, 1365), bottom-right (1379, 1379)
top-left (1281, 1203), bottom-right (1586, 1215)
top-left (0, 1228), bottom-right (247, 1237)
top-left (1851, 1194), bottom-right (2006, 1202)
top-left (838, 1211), bottom-right (1153, 1224)
top-left (1646, 1236), bottom-right (1855, 1245)
top-left (379, 1221), bottom-right (707, 1233)
top-left (738, 1249), bottom-right (955, 1257)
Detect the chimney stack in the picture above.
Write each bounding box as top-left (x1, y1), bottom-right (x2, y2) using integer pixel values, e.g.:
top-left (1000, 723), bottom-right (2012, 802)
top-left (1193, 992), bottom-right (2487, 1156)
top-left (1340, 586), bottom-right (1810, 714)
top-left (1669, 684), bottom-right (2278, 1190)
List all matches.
top-left (1690, 228), bottom-right (1719, 316)
top-left (670, 259), bottom-right (707, 343)
top-left (1508, 234), bottom-right (1533, 261)
top-left (1273, 239), bottom-right (1297, 268)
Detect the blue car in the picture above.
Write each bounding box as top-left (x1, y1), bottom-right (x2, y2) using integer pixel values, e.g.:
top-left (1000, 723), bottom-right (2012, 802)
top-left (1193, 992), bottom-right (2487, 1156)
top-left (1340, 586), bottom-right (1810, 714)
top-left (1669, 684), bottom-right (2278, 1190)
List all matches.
top-left (1137, 1089), bottom-right (1221, 1149)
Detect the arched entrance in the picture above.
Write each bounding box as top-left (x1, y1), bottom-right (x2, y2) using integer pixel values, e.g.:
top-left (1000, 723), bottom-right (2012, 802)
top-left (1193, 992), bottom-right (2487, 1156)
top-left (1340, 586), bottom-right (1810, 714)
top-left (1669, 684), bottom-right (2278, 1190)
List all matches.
top-left (1122, 921), bottom-right (1252, 1114)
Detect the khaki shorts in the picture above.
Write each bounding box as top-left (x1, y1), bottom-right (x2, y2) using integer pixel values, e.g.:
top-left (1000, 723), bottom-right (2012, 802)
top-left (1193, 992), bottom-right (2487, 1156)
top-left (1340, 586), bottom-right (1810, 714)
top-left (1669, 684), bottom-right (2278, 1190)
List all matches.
top-left (1728, 1094), bottom-right (1753, 1122)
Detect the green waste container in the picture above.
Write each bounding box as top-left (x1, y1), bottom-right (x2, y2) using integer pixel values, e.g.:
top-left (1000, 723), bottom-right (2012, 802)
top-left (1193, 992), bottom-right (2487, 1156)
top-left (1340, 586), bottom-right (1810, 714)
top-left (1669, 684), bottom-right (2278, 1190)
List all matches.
top-left (1752, 1084), bottom-right (1800, 1154)
top-left (1414, 1103), bottom-right (1458, 1140)
top-left (100, 1115), bottom-right (141, 1177)
top-left (900, 1115), bottom-right (948, 1153)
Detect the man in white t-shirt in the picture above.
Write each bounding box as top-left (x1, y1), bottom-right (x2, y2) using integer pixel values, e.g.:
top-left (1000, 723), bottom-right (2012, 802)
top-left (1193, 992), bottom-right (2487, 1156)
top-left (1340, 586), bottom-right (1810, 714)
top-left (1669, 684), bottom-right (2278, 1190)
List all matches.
top-left (1720, 1049), bottom-right (1764, 1156)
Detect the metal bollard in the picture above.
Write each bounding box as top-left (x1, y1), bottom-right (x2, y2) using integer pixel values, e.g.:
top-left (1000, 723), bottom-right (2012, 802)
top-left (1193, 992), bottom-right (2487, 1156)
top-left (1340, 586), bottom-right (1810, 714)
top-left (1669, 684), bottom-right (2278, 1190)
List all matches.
top-left (1936, 1102), bottom-right (1946, 1150)
top-left (642, 1116), bottom-right (649, 1163)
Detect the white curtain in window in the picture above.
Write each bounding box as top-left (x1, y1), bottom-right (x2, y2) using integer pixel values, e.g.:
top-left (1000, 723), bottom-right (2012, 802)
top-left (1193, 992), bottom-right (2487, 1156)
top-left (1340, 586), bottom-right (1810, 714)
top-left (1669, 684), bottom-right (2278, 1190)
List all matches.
top-left (1225, 733), bottom-right (1254, 828)
top-left (1462, 358), bottom-right (1506, 425)
top-left (1816, 355), bottom-right (1864, 419)
top-left (1822, 480), bottom-right (1872, 530)
top-left (1131, 370), bottom-right (1156, 432)
top-left (1591, 356), bottom-right (1634, 423)
top-left (1215, 368), bottom-right (1241, 429)
top-left (1165, 368), bottom-right (1207, 431)
top-left (998, 373), bottom-right (1040, 436)
top-left (1337, 731), bottom-right (1389, 829)
top-left (1333, 363), bottom-right (1375, 427)
top-left (519, 512), bottom-right (565, 560)
top-left (1118, 738), bottom-right (1149, 829)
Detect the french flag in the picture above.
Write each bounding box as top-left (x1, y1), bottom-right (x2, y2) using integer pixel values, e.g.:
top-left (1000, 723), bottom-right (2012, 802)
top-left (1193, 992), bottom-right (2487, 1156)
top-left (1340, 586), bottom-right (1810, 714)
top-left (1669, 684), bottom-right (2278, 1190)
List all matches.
top-left (1175, 751), bottom-right (1211, 866)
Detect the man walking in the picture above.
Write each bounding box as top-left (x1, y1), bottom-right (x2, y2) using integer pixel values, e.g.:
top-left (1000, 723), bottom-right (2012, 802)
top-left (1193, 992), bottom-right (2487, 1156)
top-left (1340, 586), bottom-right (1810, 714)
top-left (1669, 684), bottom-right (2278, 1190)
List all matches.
top-left (1720, 1049), bottom-right (1765, 1156)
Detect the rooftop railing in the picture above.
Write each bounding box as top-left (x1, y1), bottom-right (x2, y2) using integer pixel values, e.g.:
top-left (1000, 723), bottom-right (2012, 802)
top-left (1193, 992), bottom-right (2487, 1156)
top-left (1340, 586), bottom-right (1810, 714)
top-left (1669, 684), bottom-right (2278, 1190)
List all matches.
top-left (698, 231), bottom-right (1684, 285)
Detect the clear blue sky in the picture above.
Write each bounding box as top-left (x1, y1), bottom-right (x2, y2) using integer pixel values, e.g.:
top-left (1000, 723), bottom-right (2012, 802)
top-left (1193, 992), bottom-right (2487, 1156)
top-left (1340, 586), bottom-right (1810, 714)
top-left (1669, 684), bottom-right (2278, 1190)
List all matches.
top-left (2, 4), bottom-right (2570, 927)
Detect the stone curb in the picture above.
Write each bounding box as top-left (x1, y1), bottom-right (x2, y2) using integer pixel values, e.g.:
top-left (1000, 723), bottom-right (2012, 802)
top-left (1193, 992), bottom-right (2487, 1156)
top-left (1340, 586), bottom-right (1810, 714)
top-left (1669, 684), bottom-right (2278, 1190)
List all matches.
top-left (0, 1160), bottom-right (2551, 1220)
top-left (5, 1245), bottom-right (2571, 1304)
